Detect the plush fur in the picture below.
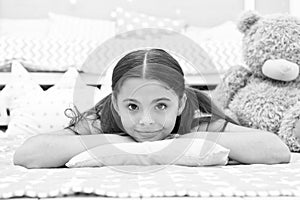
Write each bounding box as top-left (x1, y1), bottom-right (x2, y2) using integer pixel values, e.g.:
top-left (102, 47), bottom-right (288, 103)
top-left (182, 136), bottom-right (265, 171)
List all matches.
top-left (213, 11), bottom-right (300, 152)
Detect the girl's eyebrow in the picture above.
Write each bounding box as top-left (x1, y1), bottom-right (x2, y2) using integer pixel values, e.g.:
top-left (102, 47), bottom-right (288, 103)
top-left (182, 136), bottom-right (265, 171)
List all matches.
top-left (122, 97), bottom-right (171, 103)
top-left (152, 97), bottom-right (171, 103)
top-left (123, 98), bottom-right (139, 103)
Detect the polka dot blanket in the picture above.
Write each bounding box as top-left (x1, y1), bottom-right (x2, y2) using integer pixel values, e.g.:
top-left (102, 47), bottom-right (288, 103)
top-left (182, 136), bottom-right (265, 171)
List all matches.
top-left (1, 134), bottom-right (300, 199)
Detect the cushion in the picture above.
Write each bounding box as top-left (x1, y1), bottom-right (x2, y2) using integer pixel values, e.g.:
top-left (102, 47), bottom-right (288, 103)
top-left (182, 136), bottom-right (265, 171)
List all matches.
top-left (82, 45), bottom-right (215, 81)
top-left (184, 21), bottom-right (244, 73)
top-left (0, 14), bottom-right (115, 72)
top-left (111, 8), bottom-right (187, 35)
top-left (0, 62), bottom-right (11, 72)
top-left (185, 21), bottom-right (243, 41)
top-left (48, 12), bottom-right (115, 41)
top-left (0, 35), bottom-right (104, 72)
top-left (3, 62), bottom-right (104, 138)
top-left (0, 19), bottom-right (50, 37)
top-left (0, 94), bottom-right (9, 127)
top-left (66, 138), bottom-right (230, 168)
top-left (1, 61), bottom-right (43, 110)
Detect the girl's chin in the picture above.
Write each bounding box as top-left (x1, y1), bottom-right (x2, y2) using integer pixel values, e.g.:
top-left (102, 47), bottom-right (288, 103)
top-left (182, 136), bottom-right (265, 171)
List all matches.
top-left (133, 134), bottom-right (167, 142)
top-left (136, 138), bottom-right (159, 142)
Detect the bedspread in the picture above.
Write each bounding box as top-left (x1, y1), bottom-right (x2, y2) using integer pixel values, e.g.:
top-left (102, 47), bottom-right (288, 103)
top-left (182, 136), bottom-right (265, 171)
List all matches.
top-left (1, 135), bottom-right (300, 199)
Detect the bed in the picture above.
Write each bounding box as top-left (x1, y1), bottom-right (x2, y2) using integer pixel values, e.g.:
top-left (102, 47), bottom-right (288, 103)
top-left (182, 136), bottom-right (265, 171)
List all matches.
top-left (1, 135), bottom-right (300, 199)
top-left (1, 0), bottom-right (300, 199)
top-left (1, 56), bottom-right (300, 200)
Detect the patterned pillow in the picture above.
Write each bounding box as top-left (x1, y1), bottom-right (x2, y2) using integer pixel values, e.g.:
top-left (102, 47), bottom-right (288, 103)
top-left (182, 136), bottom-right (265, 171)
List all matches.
top-left (0, 14), bottom-right (116, 72)
top-left (4, 62), bottom-right (104, 138)
top-left (0, 35), bottom-right (104, 72)
top-left (111, 8), bottom-right (187, 35)
top-left (185, 21), bottom-right (243, 41)
top-left (1, 61), bottom-right (43, 110)
top-left (200, 40), bottom-right (244, 73)
top-left (82, 37), bottom-right (217, 77)
top-left (184, 22), bottom-right (244, 73)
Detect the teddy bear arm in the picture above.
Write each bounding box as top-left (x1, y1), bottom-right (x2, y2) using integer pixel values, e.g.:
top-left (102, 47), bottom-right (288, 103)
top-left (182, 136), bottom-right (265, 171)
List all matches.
top-left (279, 102), bottom-right (300, 152)
top-left (212, 65), bottom-right (251, 109)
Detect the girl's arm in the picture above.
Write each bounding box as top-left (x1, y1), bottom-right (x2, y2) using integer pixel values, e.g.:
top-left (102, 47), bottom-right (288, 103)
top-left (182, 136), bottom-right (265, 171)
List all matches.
top-left (181, 122), bottom-right (291, 164)
top-left (13, 129), bottom-right (135, 169)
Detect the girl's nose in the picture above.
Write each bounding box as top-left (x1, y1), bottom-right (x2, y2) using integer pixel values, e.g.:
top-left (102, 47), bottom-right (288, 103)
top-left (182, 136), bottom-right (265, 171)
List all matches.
top-left (139, 110), bottom-right (154, 125)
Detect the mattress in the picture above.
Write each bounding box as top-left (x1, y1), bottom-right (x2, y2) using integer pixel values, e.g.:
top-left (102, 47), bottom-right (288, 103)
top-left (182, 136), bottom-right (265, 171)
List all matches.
top-left (1, 134), bottom-right (300, 199)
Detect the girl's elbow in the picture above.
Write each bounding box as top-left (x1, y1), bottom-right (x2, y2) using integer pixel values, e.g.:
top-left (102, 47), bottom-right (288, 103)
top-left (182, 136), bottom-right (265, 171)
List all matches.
top-left (13, 150), bottom-right (42, 169)
top-left (13, 148), bottom-right (26, 167)
top-left (266, 138), bottom-right (291, 164)
top-left (13, 135), bottom-right (48, 168)
top-left (271, 143), bottom-right (291, 164)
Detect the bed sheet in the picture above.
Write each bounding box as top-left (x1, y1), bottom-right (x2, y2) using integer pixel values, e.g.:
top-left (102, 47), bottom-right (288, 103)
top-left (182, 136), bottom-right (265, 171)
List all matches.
top-left (1, 135), bottom-right (300, 199)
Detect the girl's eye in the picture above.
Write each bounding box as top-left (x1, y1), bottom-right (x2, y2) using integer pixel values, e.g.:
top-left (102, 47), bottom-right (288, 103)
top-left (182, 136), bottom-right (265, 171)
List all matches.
top-left (156, 103), bottom-right (167, 110)
top-left (128, 104), bottom-right (139, 111)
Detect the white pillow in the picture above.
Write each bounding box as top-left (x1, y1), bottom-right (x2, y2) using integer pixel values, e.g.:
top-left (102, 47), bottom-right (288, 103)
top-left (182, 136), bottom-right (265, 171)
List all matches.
top-left (66, 138), bottom-right (230, 167)
top-left (185, 21), bottom-right (243, 41)
top-left (48, 12), bottom-right (115, 41)
top-left (0, 19), bottom-right (50, 37)
top-left (1, 61), bottom-right (44, 110)
top-left (111, 8), bottom-right (187, 35)
top-left (4, 62), bottom-right (104, 138)
top-left (184, 22), bottom-right (244, 73)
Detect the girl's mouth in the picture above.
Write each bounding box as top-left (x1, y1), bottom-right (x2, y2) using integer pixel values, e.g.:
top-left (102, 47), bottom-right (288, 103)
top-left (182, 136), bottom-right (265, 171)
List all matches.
top-left (134, 129), bottom-right (162, 134)
top-left (133, 129), bottom-right (165, 142)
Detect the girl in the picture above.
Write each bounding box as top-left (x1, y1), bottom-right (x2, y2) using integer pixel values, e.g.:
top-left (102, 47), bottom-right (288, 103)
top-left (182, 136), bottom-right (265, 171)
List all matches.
top-left (14, 48), bottom-right (290, 168)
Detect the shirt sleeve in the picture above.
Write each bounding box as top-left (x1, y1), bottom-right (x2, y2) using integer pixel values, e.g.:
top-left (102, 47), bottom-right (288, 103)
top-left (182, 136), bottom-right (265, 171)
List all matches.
top-left (191, 117), bottom-right (229, 132)
top-left (66, 114), bottom-right (102, 135)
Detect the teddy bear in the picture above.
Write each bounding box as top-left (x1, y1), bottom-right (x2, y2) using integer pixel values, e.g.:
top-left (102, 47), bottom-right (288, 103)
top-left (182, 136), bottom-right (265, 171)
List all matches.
top-left (212, 11), bottom-right (300, 152)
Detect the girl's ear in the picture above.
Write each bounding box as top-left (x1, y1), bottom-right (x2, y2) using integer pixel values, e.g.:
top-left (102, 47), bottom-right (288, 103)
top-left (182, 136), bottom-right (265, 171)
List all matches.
top-left (177, 93), bottom-right (187, 116)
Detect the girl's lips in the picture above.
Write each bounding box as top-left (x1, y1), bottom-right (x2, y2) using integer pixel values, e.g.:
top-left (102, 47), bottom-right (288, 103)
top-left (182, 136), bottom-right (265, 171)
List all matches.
top-left (132, 129), bottom-right (165, 142)
top-left (134, 129), bottom-right (162, 133)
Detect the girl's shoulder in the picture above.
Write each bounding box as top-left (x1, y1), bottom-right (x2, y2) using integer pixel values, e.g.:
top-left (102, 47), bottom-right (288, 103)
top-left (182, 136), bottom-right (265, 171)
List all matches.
top-left (191, 109), bottom-right (228, 132)
top-left (68, 115), bottom-right (102, 135)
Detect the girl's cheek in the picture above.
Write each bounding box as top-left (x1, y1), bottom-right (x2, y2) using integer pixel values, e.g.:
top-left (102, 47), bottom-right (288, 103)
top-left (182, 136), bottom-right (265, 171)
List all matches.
top-left (123, 116), bottom-right (140, 129)
top-left (120, 110), bottom-right (138, 122)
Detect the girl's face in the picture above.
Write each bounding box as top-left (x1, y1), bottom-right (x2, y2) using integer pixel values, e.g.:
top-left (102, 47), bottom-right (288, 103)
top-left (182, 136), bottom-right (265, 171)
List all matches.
top-left (113, 78), bottom-right (185, 142)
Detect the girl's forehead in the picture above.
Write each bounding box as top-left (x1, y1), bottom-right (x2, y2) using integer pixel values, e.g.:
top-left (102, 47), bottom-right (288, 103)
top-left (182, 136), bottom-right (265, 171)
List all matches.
top-left (117, 78), bottom-right (177, 99)
top-left (122, 78), bottom-right (167, 87)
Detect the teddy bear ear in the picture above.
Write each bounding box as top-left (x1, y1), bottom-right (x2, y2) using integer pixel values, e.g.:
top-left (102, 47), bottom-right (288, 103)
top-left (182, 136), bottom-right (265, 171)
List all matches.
top-left (237, 10), bottom-right (261, 33)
